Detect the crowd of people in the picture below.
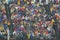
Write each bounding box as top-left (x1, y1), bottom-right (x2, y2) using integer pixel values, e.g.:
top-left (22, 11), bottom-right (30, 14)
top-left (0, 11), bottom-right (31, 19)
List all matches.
top-left (0, 0), bottom-right (60, 40)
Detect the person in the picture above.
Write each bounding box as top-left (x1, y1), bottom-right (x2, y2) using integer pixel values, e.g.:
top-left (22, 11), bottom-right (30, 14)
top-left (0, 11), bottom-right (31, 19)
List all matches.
top-left (53, 22), bottom-right (58, 40)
